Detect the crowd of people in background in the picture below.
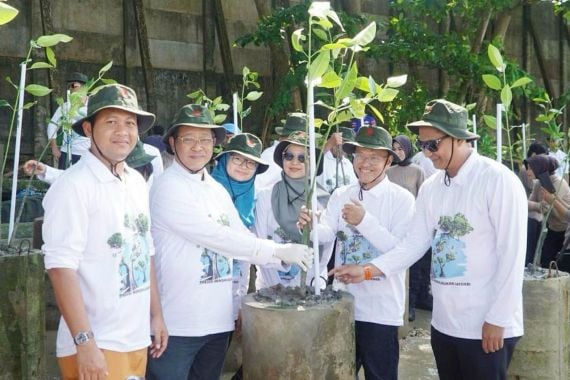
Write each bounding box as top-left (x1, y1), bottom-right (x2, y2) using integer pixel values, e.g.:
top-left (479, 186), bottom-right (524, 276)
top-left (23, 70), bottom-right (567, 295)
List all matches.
top-left (28, 74), bottom-right (567, 380)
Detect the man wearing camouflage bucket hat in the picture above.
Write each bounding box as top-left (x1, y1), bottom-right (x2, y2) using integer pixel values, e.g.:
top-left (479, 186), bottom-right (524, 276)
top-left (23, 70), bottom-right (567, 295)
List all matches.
top-left (147, 105), bottom-right (313, 379)
top-left (332, 99), bottom-right (527, 380)
top-left (298, 125), bottom-right (415, 379)
top-left (42, 83), bottom-right (168, 379)
top-left (47, 71), bottom-right (90, 169)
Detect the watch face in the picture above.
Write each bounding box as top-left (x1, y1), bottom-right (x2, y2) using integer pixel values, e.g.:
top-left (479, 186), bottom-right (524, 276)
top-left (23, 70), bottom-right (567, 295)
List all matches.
top-left (74, 331), bottom-right (92, 345)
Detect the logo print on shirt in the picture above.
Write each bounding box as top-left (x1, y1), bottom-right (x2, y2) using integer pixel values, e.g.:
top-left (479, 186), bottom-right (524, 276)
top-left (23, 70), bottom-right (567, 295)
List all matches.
top-left (200, 214), bottom-right (233, 284)
top-left (431, 213), bottom-right (473, 279)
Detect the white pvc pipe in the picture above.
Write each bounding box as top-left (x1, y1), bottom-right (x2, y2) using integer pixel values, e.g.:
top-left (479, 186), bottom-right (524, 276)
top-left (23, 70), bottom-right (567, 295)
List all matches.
top-left (233, 92), bottom-right (239, 133)
top-left (307, 78), bottom-right (320, 296)
top-left (496, 104), bottom-right (503, 163)
top-left (472, 114), bottom-right (478, 153)
top-left (521, 123), bottom-right (527, 157)
top-left (9, 63), bottom-right (27, 242)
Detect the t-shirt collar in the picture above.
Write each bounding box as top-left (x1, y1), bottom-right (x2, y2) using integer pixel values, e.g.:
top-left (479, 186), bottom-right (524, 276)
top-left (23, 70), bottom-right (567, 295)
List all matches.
top-left (442, 150), bottom-right (479, 187)
top-left (83, 150), bottom-right (133, 183)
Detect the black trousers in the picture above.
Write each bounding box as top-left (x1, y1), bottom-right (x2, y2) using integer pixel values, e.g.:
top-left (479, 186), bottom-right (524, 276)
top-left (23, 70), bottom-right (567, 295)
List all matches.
top-left (431, 326), bottom-right (520, 380)
top-left (355, 321), bottom-right (399, 380)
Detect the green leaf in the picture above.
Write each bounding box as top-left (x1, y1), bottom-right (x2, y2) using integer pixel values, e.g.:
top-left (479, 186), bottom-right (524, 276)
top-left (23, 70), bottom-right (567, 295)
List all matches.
top-left (212, 96), bottom-right (222, 106)
top-left (36, 34), bottom-right (73, 47)
top-left (349, 99), bottom-right (366, 117)
top-left (98, 61), bottom-right (113, 77)
top-left (217, 103), bottom-right (230, 111)
top-left (213, 114), bottom-right (227, 124)
top-left (316, 18), bottom-right (333, 30)
top-left (352, 22), bottom-right (376, 47)
top-left (321, 43), bottom-right (348, 51)
top-left (236, 97), bottom-right (243, 113)
top-left (5, 76), bottom-right (17, 89)
top-left (291, 28), bottom-right (305, 53)
top-left (319, 71), bottom-right (341, 88)
top-left (245, 91), bottom-right (263, 101)
top-left (29, 62), bottom-right (53, 70)
top-left (101, 78), bottom-right (117, 85)
top-left (22, 101), bottom-right (37, 110)
top-left (0, 99), bottom-right (11, 108)
top-left (511, 77), bottom-right (533, 88)
top-left (242, 107), bottom-right (252, 119)
top-left (465, 103), bottom-right (477, 111)
top-left (377, 88), bottom-right (399, 102)
top-left (25, 84), bottom-right (52, 97)
top-left (482, 74), bottom-right (502, 90)
top-left (45, 46), bottom-right (56, 67)
top-left (368, 103), bottom-right (384, 124)
top-left (312, 28), bottom-right (328, 41)
top-left (337, 62), bottom-right (358, 100)
top-left (368, 76), bottom-right (377, 95)
top-left (487, 44), bottom-right (505, 73)
top-left (187, 90), bottom-right (202, 100)
top-left (0, 3), bottom-right (19, 25)
top-left (242, 66), bottom-right (250, 77)
top-left (308, 50), bottom-right (330, 81)
top-left (386, 74), bottom-right (407, 88)
top-left (536, 114), bottom-right (555, 122)
top-left (483, 115), bottom-right (497, 129)
top-left (354, 77), bottom-right (370, 92)
top-left (325, 9), bottom-right (344, 31)
top-left (500, 84), bottom-right (512, 109)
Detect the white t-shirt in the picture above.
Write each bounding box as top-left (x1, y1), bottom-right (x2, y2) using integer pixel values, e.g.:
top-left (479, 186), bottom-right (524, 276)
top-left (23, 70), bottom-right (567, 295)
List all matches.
top-left (315, 178), bottom-right (414, 326)
top-left (42, 151), bottom-right (154, 356)
top-left (253, 186), bottom-right (332, 290)
top-left (150, 161), bottom-right (281, 337)
top-left (316, 151), bottom-right (358, 194)
top-left (47, 102), bottom-right (91, 156)
top-left (255, 142), bottom-right (282, 192)
top-left (372, 152), bottom-right (527, 339)
top-left (412, 151), bottom-right (437, 178)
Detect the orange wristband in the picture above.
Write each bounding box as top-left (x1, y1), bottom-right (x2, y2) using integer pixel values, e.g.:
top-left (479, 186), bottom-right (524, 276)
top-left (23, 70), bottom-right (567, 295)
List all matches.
top-left (363, 266), bottom-right (372, 280)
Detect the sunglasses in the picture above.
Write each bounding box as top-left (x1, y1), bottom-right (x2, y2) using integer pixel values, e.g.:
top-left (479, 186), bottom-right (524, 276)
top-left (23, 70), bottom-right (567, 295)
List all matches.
top-left (416, 135), bottom-right (449, 153)
top-left (282, 152), bottom-right (306, 163)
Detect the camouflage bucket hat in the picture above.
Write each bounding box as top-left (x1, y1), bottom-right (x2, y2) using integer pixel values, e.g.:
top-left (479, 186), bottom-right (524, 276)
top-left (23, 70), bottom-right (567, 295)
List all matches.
top-left (339, 126), bottom-right (356, 142)
top-left (126, 140), bottom-right (155, 169)
top-left (274, 131), bottom-right (323, 175)
top-left (215, 133), bottom-right (269, 174)
top-left (66, 72), bottom-right (89, 84)
top-left (163, 104), bottom-right (226, 154)
top-left (71, 84), bottom-right (156, 136)
top-left (343, 126), bottom-right (400, 162)
top-left (407, 99), bottom-right (479, 141)
top-left (274, 112), bottom-right (308, 136)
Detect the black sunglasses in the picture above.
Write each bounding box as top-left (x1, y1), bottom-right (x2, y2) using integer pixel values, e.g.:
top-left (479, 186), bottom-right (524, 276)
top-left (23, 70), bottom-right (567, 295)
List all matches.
top-left (416, 135), bottom-right (449, 153)
top-left (282, 152), bottom-right (306, 163)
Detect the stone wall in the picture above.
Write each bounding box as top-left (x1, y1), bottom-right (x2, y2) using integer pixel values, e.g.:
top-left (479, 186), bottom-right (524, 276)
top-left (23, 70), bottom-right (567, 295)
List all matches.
top-left (0, 0), bottom-right (567, 156)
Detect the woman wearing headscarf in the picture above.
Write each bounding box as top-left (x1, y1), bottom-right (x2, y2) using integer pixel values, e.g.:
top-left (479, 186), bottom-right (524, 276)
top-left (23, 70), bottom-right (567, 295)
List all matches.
top-left (254, 131), bottom-right (330, 289)
top-left (526, 154), bottom-right (570, 266)
top-left (387, 135), bottom-right (430, 321)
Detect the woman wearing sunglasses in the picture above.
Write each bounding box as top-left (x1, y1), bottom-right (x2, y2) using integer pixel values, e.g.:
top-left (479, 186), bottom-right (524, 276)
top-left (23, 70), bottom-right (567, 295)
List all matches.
top-left (254, 131), bottom-right (329, 290)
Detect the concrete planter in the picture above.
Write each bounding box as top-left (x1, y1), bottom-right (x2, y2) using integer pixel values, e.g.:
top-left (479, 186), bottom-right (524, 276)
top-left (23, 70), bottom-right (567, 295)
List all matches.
top-left (0, 249), bottom-right (45, 380)
top-left (508, 270), bottom-right (570, 380)
top-left (242, 291), bottom-right (355, 379)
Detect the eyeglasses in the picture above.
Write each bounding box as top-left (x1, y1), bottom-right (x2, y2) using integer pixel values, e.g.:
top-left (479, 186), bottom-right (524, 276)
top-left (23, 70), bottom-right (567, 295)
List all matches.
top-left (282, 152), bottom-right (306, 163)
top-left (177, 136), bottom-right (214, 147)
top-left (352, 153), bottom-right (385, 164)
top-left (230, 154), bottom-right (258, 170)
top-left (416, 135), bottom-right (449, 153)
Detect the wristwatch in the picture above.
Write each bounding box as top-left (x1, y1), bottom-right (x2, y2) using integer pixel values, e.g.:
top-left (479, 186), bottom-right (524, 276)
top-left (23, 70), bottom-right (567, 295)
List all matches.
top-left (73, 331), bottom-right (94, 346)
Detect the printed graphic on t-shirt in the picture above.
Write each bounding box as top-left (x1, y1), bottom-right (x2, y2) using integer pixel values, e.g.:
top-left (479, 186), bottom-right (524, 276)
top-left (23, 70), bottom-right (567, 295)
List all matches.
top-left (107, 213), bottom-right (151, 297)
top-left (200, 248), bottom-right (232, 283)
top-left (336, 226), bottom-right (379, 265)
top-left (431, 213), bottom-right (473, 279)
top-left (200, 213), bottom-right (233, 284)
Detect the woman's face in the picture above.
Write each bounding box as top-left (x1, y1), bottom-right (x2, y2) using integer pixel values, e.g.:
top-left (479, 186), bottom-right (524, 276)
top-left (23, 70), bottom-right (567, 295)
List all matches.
top-left (393, 141), bottom-right (406, 161)
top-left (226, 153), bottom-right (257, 181)
top-left (282, 144), bottom-right (307, 179)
